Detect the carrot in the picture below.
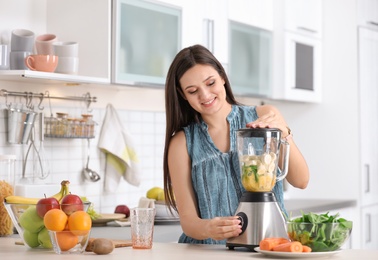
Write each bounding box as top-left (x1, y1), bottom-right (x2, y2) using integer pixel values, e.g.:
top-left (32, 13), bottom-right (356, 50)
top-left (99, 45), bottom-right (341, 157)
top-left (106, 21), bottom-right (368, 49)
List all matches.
top-left (259, 237), bottom-right (290, 251)
top-left (302, 245), bottom-right (312, 253)
top-left (272, 241), bottom-right (303, 252)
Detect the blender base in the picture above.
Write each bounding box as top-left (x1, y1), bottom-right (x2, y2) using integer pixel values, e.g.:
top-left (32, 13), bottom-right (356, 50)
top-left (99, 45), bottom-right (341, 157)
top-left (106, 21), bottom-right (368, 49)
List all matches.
top-left (226, 192), bottom-right (288, 251)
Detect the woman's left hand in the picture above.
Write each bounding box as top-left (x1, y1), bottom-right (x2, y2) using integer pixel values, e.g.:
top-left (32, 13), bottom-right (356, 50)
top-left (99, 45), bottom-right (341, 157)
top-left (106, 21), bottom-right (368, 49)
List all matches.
top-left (246, 105), bottom-right (290, 138)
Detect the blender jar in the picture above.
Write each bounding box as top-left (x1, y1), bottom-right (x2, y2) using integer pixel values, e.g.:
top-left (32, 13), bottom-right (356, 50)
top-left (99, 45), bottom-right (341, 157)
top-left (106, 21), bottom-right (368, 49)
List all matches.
top-left (236, 128), bottom-right (290, 192)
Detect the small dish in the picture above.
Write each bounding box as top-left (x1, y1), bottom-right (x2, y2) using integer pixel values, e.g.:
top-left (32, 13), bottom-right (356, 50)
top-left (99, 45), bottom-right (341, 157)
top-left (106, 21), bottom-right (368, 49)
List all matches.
top-left (254, 247), bottom-right (342, 258)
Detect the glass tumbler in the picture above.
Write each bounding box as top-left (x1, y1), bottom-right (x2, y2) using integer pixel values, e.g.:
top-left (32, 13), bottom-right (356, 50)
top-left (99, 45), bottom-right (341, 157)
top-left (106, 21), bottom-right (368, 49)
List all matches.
top-left (130, 208), bottom-right (156, 249)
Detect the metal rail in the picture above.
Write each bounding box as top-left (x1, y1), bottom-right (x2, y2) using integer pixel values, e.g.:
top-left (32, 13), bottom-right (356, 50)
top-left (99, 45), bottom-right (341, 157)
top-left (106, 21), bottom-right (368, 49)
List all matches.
top-left (0, 89), bottom-right (97, 110)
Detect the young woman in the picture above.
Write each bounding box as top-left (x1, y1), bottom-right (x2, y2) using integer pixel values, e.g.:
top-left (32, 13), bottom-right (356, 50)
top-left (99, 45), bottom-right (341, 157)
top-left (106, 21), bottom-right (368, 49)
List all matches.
top-left (163, 44), bottom-right (309, 244)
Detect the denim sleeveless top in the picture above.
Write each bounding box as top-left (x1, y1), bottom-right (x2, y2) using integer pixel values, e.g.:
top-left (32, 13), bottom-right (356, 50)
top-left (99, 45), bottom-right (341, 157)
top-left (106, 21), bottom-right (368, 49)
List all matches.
top-left (179, 105), bottom-right (286, 244)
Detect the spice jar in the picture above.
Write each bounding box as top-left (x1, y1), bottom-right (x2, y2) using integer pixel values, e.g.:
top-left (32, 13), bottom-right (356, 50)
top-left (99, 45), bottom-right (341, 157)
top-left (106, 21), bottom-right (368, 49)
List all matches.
top-left (0, 155), bottom-right (16, 236)
top-left (81, 114), bottom-right (95, 138)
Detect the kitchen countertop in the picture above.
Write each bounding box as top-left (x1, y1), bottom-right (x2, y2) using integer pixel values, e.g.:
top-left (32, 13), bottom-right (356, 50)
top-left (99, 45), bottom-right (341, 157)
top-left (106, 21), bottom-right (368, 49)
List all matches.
top-left (1, 236), bottom-right (377, 259)
top-left (88, 199), bottom-right (357, 243)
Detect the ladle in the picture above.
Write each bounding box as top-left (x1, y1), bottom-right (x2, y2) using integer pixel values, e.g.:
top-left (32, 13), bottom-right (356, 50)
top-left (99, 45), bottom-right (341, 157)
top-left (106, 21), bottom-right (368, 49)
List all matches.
top-left (83, 138), bottom-right (100, 182)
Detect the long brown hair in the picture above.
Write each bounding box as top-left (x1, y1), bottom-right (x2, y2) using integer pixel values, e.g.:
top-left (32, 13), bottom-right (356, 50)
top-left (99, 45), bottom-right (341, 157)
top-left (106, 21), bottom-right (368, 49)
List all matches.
top-left (163, 44), bottom-right (239, 212)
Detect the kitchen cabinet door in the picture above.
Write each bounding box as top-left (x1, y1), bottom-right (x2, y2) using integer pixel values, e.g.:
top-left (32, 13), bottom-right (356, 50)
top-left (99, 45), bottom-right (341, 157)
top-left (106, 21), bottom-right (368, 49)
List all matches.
top-left (357, 0), bottom-right (378, 30)
top-left (229, 22), bottom-right (272, 97)
top-left (228, 0), bottom-right (274, 31)
top-left (361, 205), bottom-right (378, 249)
top-left (285, 0), bottom-right (323, 39)
top-left (359, 28), bottom-right (378, 207)
top-left (112, 0), bottom-right (181, 86)
top-left (46, 0), bottom-right (111, 81)
top-left (281, 32), bottom-right (322, 103)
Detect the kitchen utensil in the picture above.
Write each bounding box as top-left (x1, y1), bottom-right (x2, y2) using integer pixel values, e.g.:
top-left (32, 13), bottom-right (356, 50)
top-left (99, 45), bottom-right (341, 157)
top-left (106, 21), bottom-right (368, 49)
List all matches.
top-left (226, 128), bottom-right (290, 251)
top-left (7, 107), bottom-right (37, 144)
top-left (82, 138), bottom-right (100, 182)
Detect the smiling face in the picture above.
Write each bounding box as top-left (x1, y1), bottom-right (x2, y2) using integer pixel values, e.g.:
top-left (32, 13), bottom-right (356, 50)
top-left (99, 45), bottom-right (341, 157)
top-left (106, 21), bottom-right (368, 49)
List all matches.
top-left (179, 64), bottom-right (228, 117)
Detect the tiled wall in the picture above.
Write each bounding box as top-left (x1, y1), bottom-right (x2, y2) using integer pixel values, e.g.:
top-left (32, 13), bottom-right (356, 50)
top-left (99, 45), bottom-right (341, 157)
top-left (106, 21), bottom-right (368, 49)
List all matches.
top-left (0, 105), bottom-right (166, 214)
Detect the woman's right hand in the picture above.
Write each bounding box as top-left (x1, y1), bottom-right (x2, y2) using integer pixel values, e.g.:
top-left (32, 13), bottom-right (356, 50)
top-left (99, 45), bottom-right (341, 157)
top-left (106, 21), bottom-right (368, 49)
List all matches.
top-left (204, 216), bottom-right (242, 241)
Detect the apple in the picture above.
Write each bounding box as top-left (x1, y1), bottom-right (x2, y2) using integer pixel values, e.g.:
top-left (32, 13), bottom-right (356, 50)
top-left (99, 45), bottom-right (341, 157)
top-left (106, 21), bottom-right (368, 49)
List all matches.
top-left (36, 196), bottom-right (60, 218)
top-left (114, 204), bottom-right (130, 218)
top-left (38, 227), bottom-right (53, 249)
top-left (23, 230), bottom-right (40, 248)
top-left (19, 206), bottom-right (44, 233)
top-left (60, 193), bottom-right (84, 215)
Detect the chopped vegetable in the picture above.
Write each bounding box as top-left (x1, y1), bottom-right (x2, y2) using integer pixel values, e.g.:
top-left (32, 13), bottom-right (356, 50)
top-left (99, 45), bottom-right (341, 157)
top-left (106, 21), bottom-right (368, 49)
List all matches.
top-left (272, 241), bottom-right (303, 252)
top-left (259, 237), bottom-right (290, 251)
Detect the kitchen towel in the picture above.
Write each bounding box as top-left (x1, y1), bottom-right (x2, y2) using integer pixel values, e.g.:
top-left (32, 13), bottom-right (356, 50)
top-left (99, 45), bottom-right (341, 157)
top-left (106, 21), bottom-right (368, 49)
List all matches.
top-left (98, 104), bottom-right (141, 191)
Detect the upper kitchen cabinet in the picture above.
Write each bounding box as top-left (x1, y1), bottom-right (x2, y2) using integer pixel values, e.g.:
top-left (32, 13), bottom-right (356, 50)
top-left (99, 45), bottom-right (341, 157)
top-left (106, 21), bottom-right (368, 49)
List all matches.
top-left (112, 0), bottom-right (181, 86)
top-left (272, 0), bottom-right (323, 103)
top-left (228, 22), bottom-right (272, 97)
top-left (46, 0), bottom-right (111, 82)
top-left (228, 0), bottom-right (274, 31)
top-left (357, 0), bottom-right (378, 29)
top-left (285, 0), bottom-right (323, 39)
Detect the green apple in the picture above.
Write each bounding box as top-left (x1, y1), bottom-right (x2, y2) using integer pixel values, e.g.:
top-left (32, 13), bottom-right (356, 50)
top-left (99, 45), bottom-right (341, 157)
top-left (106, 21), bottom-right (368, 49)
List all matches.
top-left (23, 230), bottom-right (40, 248)
top-left (38, 227), bottom-right (52, 249)
top-left (19, 206), bottom-right (44, 233)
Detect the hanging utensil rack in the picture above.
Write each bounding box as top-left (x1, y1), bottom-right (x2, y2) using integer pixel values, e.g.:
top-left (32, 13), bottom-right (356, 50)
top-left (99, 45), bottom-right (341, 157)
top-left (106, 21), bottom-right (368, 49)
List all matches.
top-left (0, 89), bottom-right (97, 109)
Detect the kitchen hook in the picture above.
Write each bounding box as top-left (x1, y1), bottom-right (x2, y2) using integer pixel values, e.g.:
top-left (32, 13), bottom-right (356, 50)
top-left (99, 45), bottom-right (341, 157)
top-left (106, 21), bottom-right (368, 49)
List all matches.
top-left (37, 93), bottom-right (44, 110)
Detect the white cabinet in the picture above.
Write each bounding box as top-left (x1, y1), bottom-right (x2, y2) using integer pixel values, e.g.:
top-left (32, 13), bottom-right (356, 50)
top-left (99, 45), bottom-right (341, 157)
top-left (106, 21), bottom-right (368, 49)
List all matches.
top-left (272, 0), bottom-right (323, 103)
top-left (357, 0), bottom-right (378, 29)
top-left (361, 205), bottom-right (378, 249)
top-left (359, 27), bottom-right (378, 207)
top-left (46, 0), bottom-right (111, 81)
top-left (283, 32), bottom-right (322, 102)
top-left (228, 0), bottom-right (274, 31)
top-left (112, 0), bottom-right (181, 86)
top-left (285, 0), bottom-right (323, 39)
top-left (359, 27), bottom-right (378, 249)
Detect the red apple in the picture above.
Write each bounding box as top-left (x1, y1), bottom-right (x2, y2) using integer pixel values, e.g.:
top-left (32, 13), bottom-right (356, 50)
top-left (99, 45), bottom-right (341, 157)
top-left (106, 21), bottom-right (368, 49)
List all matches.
top-left (60, 193), bottom-right (84, 215)
top-left (115, 204), bottom-right (130, 218)
top-left (36, 196), bottom-right (60, 218)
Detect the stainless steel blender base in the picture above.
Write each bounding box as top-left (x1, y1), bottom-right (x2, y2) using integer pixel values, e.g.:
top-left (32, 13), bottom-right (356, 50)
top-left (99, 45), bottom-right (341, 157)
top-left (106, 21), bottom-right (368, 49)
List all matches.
top-left (226, 192), bottom-right (288, 251)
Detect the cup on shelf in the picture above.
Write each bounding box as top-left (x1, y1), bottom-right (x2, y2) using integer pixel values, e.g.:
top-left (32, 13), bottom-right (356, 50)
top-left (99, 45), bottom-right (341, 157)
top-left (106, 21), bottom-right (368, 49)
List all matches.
top-left (0, 44), bottom-right (10, 70)
top-left (35, 34), bottom-right (57, 55)
top-left (10, 29), bottom-right (35, 52)
top-left (24, 54), bottom-right (58, 72)
top-left (9, 51), bottom-right (32, 70)
top-left (55, 56), bottom-right (79, 74)
top-left (53, 41), bottom-right (79, 74)
top-left (53, 41), bottom-right (78, 57)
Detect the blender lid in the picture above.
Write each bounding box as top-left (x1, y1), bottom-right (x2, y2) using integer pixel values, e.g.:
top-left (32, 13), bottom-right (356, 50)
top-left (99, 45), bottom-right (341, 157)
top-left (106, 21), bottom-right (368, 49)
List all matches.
top-left (236, 128), bottom-right (282, 137)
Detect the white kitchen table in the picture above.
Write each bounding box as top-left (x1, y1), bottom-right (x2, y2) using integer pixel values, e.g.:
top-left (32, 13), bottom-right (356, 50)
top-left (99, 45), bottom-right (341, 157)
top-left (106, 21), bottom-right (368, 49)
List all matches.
top-left (1, 236), bottom-right (378, 259)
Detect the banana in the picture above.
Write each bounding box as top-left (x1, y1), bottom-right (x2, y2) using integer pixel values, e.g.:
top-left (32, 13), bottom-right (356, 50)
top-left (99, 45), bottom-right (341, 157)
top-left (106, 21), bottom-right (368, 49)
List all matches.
top-left (4, 180), bottom-right (71, 204)
top-left (4, 195), bottom-right (40, 204)
top-left (49, 180), bottom-right (70, 202)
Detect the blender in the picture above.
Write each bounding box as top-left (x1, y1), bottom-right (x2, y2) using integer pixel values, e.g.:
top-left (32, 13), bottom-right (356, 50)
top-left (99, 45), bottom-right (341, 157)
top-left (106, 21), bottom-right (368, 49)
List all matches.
top-left (226, 128), bottom-right (290, 251)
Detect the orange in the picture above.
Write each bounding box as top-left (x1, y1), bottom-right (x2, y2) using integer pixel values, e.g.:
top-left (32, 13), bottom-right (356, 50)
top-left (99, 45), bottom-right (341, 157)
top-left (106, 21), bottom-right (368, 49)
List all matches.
top-left (56, 231), bottom-right (79, 251)
top-left (67, 211), bottom-right (92, 236)
top-left (44, 209), bottom-right (68, 231)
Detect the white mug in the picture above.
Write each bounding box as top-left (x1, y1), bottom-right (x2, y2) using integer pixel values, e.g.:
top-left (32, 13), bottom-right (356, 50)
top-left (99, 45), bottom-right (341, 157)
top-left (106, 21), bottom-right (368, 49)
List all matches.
top-left (55, 56), bottom-right (79, 74)
top-left (52, 41), bottom-right (79, 57)
top-left (11, 29), bottom-right (35, 52)
top-left (0, 44), bottom-right (10, 70)
top-left (9, 51), bottom-right (32, 70)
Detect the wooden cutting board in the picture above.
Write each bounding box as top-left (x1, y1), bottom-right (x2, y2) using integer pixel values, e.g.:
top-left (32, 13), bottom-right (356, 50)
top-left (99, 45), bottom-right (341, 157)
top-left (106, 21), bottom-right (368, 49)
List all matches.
top-left (86, 238), bottom-right (133, 252)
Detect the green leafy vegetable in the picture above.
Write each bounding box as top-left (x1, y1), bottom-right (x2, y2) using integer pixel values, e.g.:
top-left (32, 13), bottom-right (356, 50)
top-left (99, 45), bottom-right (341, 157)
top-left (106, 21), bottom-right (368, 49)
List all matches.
top-left (287, 212), bottom-right (353, 252)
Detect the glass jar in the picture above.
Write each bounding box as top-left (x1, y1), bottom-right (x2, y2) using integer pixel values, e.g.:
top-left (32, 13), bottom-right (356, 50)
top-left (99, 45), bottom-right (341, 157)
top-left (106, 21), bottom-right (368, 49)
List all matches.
top-left (81, 114), bottom-right (94, 138)
top-left (0, 154), bottom-right (16, 236)
top-left (56, 112), bottom-right (68, 137)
